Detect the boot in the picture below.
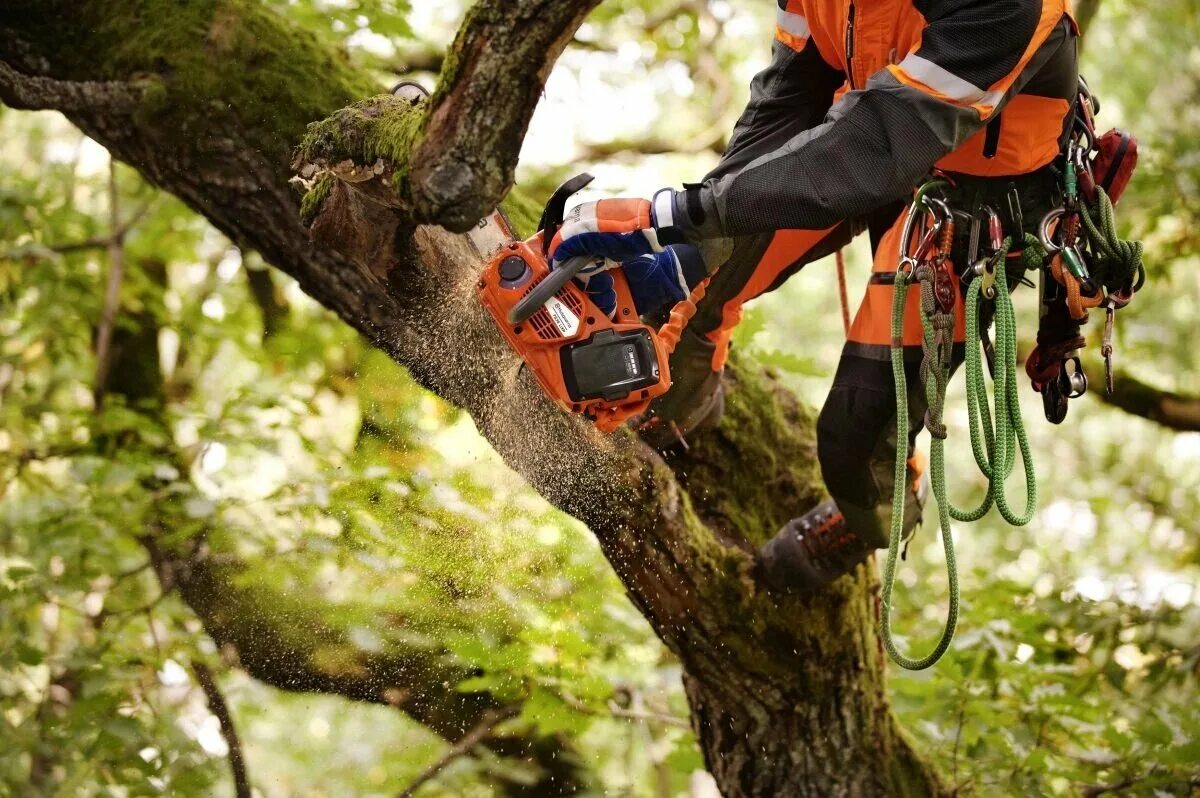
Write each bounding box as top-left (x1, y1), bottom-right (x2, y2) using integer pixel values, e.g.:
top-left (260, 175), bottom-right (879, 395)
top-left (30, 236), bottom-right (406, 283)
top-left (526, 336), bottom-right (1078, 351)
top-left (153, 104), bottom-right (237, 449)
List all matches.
top-left (756, 500), bottom-right (873, 594)
top-left (757, 465), bottom-right (930, 594)
top-left (633, 326), bottom-right (725, 451)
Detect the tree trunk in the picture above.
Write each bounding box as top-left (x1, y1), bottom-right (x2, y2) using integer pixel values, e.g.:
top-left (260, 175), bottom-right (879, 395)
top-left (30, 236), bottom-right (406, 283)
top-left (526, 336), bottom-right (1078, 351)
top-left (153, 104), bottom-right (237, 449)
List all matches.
top-left (0, 2), bottom-right (944, 794)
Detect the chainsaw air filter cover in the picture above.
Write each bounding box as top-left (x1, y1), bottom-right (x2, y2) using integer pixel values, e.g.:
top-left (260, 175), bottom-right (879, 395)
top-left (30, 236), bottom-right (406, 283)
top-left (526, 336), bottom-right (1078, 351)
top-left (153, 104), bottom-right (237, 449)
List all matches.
top-left (477, 237), bottom-right (673, 432)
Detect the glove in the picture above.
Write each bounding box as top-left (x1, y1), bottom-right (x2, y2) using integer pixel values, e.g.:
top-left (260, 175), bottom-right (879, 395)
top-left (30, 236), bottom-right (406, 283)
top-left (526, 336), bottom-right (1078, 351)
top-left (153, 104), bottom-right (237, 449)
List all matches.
top-left (547, 189), bottom-right (682, 268)
top-left (576, 245), bottom-right (707, 318)
top-left (545, 189), bottom-right (702, 317)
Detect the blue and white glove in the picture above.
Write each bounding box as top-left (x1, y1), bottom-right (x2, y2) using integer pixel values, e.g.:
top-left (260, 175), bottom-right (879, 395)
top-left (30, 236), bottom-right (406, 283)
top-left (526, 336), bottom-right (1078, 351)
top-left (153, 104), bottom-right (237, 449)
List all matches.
top-left (546, 189), bottom-right (682, 268)
top-left (576, 245), bottom-right (707, 318)
top-left (546, 189), bottom-right (703, 317)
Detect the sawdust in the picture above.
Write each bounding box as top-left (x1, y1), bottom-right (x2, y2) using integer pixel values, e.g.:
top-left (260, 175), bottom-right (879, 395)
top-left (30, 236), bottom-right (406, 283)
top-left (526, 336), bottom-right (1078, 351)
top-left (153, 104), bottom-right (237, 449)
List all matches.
top-left (405, 225), bottom-right (645, 536)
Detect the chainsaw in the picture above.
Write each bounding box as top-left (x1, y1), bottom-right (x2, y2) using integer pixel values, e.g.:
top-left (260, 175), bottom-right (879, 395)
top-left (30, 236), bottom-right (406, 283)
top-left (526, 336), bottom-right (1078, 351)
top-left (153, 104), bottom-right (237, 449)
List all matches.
top-left (476, 174), bottom-right (703, 431)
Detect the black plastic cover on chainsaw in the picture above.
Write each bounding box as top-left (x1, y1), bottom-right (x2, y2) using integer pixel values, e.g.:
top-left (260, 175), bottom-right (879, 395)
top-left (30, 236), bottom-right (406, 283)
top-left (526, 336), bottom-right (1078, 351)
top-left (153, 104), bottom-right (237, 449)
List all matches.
top-left (561, 328), bottom-right (661, 403)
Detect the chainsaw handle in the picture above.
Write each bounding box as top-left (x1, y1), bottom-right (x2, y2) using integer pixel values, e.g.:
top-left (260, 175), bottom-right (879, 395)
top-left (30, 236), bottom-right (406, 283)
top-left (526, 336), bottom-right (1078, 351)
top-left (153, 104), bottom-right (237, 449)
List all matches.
top-left (538, 173), bottom-right (595, 256)
top-left (507, 255), bottom-right (594, 324)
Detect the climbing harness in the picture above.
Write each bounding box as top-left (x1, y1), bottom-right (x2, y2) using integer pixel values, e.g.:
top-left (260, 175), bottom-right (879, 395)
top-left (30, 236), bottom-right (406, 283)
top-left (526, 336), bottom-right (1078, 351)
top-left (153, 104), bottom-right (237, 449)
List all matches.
top-left (878, 94), bottom-right (1146, 668)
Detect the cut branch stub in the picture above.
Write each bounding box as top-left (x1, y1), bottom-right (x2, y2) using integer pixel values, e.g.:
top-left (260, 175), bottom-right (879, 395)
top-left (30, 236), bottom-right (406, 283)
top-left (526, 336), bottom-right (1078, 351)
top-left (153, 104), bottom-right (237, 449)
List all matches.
top-left (407, 0), bottom-right (603, 232)
top-left (295, 93), bottom-right (427, 210)
top-left (296, 0), bottom-right (604, 235)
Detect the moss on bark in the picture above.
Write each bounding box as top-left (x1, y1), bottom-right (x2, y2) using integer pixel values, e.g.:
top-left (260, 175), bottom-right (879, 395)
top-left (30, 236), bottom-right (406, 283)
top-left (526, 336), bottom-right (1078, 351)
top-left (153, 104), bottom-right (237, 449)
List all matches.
top-left (5, 0), bottom-right (375, 164)
top-left (297, 94), bottom-right (427, 195)
top-left (672, 355), bottom-right (825, 549)
top-left (298, 172), bottom-right (335, 228)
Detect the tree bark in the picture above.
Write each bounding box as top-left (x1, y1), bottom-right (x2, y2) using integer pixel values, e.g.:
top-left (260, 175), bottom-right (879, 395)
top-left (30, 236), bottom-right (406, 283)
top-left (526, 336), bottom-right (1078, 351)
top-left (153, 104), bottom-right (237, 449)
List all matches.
top-left (1, 2), bottom-right (942, 794)
top-left (1082, 354), bottom-right (1200, 432)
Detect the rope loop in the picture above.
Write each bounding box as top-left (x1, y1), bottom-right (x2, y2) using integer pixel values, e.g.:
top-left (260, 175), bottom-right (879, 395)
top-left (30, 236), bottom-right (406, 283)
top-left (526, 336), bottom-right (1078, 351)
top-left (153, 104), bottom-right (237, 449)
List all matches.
top-left (1078, 186), bottom-right (1144, 294)
top-left (879, 192), bottom-right (1040, 671)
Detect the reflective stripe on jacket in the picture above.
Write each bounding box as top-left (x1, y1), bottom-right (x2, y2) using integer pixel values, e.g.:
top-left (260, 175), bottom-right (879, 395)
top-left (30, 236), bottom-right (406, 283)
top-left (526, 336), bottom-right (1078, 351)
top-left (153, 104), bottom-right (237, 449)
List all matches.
top-left (679, 0), bottom-right (1078, 240)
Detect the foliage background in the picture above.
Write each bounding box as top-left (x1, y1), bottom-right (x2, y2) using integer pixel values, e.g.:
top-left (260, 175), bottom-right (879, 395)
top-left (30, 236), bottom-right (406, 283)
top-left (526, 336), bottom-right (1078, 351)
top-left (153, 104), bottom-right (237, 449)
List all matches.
top-left (1, 0), bottom-right (1197, 795)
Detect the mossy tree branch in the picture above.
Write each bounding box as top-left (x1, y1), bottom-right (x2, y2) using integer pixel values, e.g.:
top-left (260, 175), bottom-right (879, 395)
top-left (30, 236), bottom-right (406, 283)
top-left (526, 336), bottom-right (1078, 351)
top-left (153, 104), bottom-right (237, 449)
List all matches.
top-left (296, 0), bottom-right (604, 233)
top-left (409, 0), bottom-right (603, 231)
top-left (0, 60), bottom-right (143, 113)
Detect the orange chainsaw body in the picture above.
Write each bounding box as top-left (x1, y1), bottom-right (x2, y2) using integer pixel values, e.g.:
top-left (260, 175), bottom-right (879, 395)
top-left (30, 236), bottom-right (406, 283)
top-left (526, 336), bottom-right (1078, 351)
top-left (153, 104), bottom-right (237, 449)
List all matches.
top-left (477, 234), bottom-right (673, 432)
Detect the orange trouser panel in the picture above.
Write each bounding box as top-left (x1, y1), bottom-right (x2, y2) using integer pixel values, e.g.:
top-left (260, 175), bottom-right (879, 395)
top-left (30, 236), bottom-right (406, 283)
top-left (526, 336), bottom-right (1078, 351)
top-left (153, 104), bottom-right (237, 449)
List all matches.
top-left (695, 225), bottom-right (849, 370)
top-left (847, 210), bottom-right (968, 352)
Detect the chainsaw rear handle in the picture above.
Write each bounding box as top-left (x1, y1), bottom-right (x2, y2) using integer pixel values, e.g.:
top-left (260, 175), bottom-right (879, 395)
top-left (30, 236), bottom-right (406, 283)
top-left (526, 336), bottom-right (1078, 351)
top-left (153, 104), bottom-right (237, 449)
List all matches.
top-left (507, 255), bottom-right (594, 324)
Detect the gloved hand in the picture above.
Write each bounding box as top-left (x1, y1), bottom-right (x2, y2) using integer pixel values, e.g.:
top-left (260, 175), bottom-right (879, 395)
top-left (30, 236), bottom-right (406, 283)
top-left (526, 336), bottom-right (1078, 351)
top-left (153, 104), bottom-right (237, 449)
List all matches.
top-left (546, 189), bottom-right (682, 267)
top-left (546, 190), bottom-right (704, 317)
top-left (576, 245), bottom-right (708, 318)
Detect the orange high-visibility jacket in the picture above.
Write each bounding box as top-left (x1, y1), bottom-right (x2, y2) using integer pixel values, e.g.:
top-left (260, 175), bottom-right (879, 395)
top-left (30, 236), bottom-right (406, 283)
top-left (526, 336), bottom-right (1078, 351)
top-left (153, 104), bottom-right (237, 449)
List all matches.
top-left (675, 0), bottom-right (1078, 239)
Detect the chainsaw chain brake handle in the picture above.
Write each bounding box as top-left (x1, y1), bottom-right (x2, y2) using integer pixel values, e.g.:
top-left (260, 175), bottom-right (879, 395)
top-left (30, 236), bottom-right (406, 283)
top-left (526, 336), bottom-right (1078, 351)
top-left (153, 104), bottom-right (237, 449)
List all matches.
top-left (538, 172), bottom-right (595, 256)
top-left (508, 173), bottom-right (597, 325)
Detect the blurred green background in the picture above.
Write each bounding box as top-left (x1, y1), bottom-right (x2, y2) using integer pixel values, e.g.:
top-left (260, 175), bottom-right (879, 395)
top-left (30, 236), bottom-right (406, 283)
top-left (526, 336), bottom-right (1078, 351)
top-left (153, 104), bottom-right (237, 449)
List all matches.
top-left (1, 1), bottom-right (1197, 796)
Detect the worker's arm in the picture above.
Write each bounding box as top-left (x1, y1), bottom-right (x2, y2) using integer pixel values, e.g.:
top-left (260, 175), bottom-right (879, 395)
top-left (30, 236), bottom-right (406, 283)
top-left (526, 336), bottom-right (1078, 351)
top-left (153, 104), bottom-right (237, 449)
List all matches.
top-left (546, 10), bottom-right (842, 310)
top-left (674, 1), bottom-right (1072, 240)
top-left (547, 7), bottom-right (844, 312)
top-left (707, 5), bottom-right (843, 182)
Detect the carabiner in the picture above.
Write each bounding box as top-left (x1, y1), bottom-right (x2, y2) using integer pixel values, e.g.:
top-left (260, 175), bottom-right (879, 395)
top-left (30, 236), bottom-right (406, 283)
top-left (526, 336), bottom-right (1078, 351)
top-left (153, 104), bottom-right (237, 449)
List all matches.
top-left (897, 181), bottom-right (950, 279)
top-left (1039, 208), bottom-right (1066, 254)
top-left (1060, 244), bottom-right (1092, 285)
top-left (898, 202), bottom-right (941, 275)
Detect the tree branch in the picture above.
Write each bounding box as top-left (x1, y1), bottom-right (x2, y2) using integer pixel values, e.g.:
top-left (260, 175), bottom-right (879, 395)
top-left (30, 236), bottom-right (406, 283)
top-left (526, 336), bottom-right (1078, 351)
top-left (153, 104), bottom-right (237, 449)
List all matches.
top-left (577, 132), bottom-right (726, 161)
top-left (49, 200), bottom-right (154, 255)
top-left (0, 60), bottom-right (143, 113)
top-left (1074, 0), bottom-right (1104, 41)
top-left (92, 160), bottom-right (124, 409)
top-left (409, 0), bottom-right (604, 231)
top-left (390, 46), bottom-right (445, 75)
top-left (1082, 353), bottom-right (1200, 431)
top-left (244, 266), bottom-right (289, 340)
top-left (192, 661), bottom-right (252, 798)
top-left (397, 705), bottom-right (520, 798)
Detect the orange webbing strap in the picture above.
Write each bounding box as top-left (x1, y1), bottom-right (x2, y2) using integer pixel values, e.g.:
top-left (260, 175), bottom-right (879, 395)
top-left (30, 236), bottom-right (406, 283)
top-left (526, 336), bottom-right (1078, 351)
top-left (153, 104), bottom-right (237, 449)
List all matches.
top-left (836, 249), bottom-right (851, 336)
top-left (658, 278), bottom-right (710, 354)
top-left (1049, 254), bottom-right (1103, 321)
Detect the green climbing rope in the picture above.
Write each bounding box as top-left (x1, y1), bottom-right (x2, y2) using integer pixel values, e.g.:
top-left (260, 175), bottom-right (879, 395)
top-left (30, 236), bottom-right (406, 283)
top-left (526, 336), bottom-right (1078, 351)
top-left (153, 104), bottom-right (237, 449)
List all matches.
top-left (1079, 186), bottom-right (1145, 292)
top-left (879, 215), bottom-right (1042, 671)
top-left (955, 234), bottom-right (1041, 527)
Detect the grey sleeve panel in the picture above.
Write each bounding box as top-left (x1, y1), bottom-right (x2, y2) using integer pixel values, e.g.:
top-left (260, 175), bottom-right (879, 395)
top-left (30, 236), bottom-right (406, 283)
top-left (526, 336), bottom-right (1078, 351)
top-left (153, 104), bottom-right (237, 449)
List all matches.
top-left (678, 14), bottom-right (1072, 239)
top-left (708, 39), bottom-right (842, 182)
top-left (671, 35), bottom-right (840, 268)
top-left (689, 72), bottom-right (973, 237)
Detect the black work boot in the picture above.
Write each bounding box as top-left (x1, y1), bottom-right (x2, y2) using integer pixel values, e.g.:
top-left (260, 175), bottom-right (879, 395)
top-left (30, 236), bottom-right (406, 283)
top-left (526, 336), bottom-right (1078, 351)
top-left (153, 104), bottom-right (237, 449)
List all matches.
top-left (757, 467), bottom-right (930, 594)
top-left (756, 500), bottom-right (873, 594)
top-left (632, 326), bottom-right (725, 451)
